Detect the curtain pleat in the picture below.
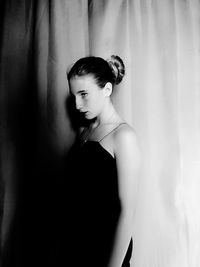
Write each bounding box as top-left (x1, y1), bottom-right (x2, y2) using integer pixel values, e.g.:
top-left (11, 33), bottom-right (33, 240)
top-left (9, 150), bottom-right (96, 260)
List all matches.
top-left (1, 1), bottom-right (200, 266)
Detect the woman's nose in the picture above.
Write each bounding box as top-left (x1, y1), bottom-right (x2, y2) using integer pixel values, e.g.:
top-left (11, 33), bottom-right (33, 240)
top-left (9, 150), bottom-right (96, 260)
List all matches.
top-left (75, 97), bottom-right (82, 110)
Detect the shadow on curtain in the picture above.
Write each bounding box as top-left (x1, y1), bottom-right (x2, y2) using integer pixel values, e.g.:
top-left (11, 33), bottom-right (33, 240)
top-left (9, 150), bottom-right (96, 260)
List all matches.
top-left (1, 1), bottom-right (200, 267)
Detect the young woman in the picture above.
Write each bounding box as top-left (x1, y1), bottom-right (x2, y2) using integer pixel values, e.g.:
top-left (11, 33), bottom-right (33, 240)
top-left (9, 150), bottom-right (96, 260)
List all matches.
top-left (66, 56), bottom-right (140, 267)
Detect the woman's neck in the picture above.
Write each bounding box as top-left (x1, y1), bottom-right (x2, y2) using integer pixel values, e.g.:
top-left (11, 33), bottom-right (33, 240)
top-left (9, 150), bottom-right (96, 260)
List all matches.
top-left (93, 101), bottom-right (119, 128)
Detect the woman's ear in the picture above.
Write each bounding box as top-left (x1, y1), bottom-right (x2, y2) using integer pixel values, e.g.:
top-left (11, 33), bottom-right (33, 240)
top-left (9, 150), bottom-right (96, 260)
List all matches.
top-left (103, 82), bottom-right (113, 97)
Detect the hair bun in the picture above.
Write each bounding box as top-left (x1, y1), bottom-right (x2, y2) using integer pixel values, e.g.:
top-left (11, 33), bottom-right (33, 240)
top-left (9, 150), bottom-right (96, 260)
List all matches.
top-left (107, 55), bottom-right (125, 85)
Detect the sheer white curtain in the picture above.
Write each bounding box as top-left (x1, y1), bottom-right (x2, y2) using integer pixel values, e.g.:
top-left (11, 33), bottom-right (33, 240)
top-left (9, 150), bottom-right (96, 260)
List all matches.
top-left (39, 1), bottom-right (200, 266)
top-left (1, 0), bottom-right (200, 266)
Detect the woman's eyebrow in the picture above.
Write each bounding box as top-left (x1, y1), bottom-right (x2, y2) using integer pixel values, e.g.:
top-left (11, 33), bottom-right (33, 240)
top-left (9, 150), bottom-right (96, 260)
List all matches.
top-left (77, 89), bottom-right (87, 94)
top-left (70, 89), bottom-right (87, 96)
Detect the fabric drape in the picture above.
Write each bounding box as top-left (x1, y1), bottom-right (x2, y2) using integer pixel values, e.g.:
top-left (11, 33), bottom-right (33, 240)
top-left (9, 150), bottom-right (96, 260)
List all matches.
top-left (1, 1), bottom-right (200, 267)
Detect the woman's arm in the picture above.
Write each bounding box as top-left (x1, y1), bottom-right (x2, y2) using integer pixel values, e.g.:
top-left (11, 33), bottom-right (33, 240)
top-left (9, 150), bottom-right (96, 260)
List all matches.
top-left (108, 125), bottom-right (141, 267)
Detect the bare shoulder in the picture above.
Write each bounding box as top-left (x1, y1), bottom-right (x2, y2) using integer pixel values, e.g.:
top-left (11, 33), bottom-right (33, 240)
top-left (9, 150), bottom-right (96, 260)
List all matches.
top-left (114, 123), bottom-right (138, 145)
top-left (113, 123), bottom-right (140, 159)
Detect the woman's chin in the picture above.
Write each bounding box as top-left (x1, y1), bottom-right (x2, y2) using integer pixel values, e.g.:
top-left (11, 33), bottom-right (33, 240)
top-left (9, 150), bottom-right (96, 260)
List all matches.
top-left (84, 112), bottom-right (92, 119)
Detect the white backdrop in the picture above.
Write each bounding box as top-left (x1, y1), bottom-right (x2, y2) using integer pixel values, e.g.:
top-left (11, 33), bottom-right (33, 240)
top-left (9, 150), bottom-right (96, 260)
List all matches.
top-left (1, 1), bottom-right (200, 266)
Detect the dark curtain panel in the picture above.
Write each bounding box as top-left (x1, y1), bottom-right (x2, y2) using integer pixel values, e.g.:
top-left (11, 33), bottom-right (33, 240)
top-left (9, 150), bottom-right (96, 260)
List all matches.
top-left (0, 1), bottom-right (69, 266)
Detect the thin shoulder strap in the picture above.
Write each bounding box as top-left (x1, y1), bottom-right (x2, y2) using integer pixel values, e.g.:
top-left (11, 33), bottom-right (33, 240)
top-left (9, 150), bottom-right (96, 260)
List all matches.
top-left (98, 122), bottom-right (127, 142)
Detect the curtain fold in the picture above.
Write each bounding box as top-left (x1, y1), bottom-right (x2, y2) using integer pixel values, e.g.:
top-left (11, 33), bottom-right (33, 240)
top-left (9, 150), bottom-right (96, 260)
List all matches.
top-left (1, 1), bottom-right (200, 266)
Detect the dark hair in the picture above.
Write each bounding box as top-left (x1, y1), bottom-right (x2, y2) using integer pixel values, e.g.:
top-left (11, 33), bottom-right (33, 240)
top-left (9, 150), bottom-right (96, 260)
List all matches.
top-left (67, 55), bottom-right (125, 88)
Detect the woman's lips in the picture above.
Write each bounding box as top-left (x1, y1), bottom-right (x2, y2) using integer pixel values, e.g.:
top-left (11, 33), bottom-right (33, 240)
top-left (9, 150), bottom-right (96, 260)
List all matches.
top-left (80, 111), bottom-right (88, 116)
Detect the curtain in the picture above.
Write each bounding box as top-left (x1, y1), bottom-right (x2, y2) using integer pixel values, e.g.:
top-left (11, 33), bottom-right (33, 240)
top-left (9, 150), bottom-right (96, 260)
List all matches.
top-left (1, 0), bottom-right (200, 266)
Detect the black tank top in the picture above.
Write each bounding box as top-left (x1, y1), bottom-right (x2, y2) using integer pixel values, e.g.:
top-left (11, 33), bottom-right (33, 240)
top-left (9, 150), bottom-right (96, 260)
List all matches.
top-left (64, 136), bottom-right (132, 266)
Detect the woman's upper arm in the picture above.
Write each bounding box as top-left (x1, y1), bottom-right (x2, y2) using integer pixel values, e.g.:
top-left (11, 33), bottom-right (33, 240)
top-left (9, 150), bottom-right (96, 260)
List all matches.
top-left (114, 126), bottom-right (141, 212)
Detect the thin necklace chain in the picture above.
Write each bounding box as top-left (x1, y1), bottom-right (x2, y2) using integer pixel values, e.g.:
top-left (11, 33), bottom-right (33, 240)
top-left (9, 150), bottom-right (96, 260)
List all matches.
top-left (80, 112), bottom-right (119, 144)
top-left (91, 110), bottom-right (116, 129)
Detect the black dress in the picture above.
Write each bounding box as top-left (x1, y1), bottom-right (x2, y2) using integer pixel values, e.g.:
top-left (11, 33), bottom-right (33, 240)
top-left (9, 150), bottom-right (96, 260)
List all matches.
top-left (64, 140), bottom-right (132, 267)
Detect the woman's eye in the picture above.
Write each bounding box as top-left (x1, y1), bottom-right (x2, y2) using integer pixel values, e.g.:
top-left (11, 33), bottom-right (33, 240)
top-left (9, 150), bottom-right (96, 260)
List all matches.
top-left (81, 92), bottom-right (88, 98)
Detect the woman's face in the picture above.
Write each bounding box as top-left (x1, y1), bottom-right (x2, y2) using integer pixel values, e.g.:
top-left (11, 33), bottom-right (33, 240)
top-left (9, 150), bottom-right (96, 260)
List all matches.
top-left (69, 75), bottom-right (107, 120)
